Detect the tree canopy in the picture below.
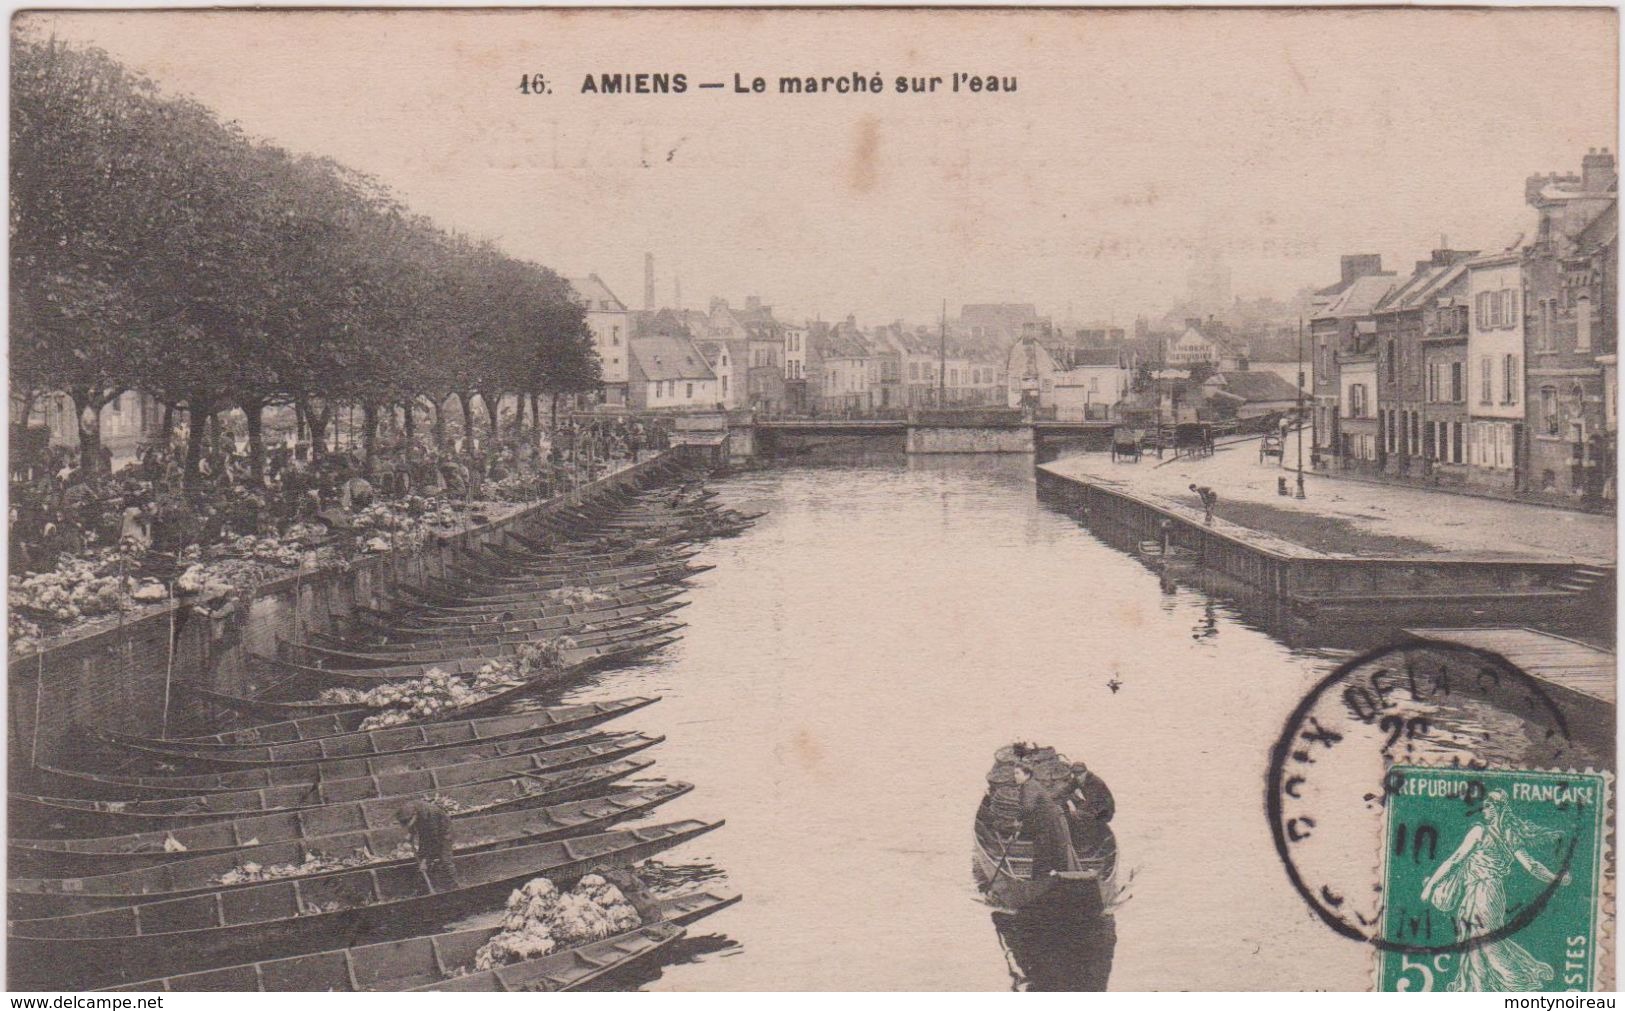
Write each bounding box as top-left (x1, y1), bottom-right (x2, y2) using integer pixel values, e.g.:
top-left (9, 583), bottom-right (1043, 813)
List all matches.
top-left (11, 33), bottom-right (601, 482)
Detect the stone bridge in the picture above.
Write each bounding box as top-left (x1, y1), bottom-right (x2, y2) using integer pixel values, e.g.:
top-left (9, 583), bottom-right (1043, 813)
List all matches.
top-left (742, 413), bottom-right (1115, 457)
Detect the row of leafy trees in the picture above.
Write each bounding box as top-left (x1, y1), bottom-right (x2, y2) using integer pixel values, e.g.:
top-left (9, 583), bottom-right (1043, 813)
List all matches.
top-left (11, 34), bottom-right (601, 490)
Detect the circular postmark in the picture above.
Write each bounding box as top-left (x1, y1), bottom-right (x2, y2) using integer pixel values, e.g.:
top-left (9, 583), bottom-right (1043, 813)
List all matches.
top-left (1267, 640), bottom-right (1589, 957)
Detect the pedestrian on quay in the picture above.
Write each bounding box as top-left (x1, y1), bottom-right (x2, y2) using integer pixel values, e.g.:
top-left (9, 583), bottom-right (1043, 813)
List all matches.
top-left (1189, 484), bottom-right (1218, 526)
top-left (396, 799), bottom-right (458, 892)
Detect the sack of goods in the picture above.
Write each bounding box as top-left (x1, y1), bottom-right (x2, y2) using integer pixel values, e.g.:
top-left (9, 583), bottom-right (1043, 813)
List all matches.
top-left (472, 873), bottom-right (644, 970)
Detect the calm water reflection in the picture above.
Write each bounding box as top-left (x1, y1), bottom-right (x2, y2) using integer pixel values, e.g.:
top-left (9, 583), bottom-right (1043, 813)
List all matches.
top-left (553, 454), bottom-right (1581, 990)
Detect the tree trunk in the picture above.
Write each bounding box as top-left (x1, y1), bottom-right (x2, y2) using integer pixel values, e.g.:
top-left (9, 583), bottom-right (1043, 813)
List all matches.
top-left (309, 404), bottom-right (332, 461)
top-left (69, 388), bottom-right (109, 476)
top-left (403, 400), bottom-right (417, 442)
top-left (362, 402), bottom-right (379, 477)
top-left (550, 392), bottom-right (559, 428)
top-left (458, 393), bottom-right (474, 455)
top-left (293, 399), bottom-right (307, 446)
top-left (183, 400), bottom-right (212, 492)
top-left (483, 391), bottom-right (501, 438)
top-left (160, 403), bottom-right (175, 442)
top-left (242, 399), bottom-right (266, 486)
top-left (431, 396), bottom-right (447, 453)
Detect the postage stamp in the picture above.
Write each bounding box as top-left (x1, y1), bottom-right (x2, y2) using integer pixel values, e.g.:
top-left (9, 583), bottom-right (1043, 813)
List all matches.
top-left (1376, 766), bottom-right (1612, 993)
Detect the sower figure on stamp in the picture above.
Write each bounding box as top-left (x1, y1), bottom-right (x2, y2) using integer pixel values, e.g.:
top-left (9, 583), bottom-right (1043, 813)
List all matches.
top-left (1420, 789), bottom-right (1570, 991)
top-left (397, 799), bottom-right (458, 892)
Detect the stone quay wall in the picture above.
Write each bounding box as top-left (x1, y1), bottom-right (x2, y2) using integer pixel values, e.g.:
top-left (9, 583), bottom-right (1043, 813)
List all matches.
top-left (1035, 465), bottom-right (1611, 621)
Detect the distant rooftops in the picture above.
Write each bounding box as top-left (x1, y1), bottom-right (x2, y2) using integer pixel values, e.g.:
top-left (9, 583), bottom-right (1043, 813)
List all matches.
top-left (629, 333), bottom-right (716, 383)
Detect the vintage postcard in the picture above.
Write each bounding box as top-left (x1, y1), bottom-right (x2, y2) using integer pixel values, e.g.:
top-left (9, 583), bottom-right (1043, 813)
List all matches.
top-left (5, 5), bottom-right (1617, 993)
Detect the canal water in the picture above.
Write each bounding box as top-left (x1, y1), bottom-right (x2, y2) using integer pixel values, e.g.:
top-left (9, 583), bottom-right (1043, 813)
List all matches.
top-left (555, 453), bottom-right (1605, 991)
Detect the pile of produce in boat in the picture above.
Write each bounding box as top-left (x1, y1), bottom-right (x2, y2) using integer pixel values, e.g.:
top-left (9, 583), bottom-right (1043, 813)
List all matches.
top-left (547, 585), bottom-right (616, 607)
top-left (471, 874), bottom-right (643, 970)
top-left (317, 639), bottom-right (576, 728)
top-left (426, 793), bottom-right (471, 814)
top-left (212, 842), bottom-right (418, 885)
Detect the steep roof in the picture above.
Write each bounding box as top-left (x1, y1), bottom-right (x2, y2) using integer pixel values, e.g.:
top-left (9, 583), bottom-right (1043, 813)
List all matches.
top-left (567, 274), bottom-right (626, 312)
top-left (628, 334), bottom-right (717, 383)
top-left (1211, 370), bottom-right (1302, 403)
top-left (812, 329), bottom-right (871, 359)
top-left (1070, 348), bottom-right (1128, 367)
top-left (1574, 199), bottom-right (1618, 253)
top-left (1313, 273), bottom-right (1397, 320)
top-left (1378, 256), bottom-right (1476, 313)
top-left (638, 307), bottom-right (697, 339)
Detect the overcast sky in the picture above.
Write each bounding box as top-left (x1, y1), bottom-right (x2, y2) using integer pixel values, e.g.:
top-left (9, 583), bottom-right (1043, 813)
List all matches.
top-left (25, 8), bottom-right (1618, 328)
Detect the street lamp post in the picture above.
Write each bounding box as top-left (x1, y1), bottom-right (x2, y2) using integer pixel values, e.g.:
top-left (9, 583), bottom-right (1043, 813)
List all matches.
top-left (1296, 317), bottom-right (1307, 499)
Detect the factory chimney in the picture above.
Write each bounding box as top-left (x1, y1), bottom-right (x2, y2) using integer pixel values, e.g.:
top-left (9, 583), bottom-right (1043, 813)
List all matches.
top-left (643, 253), bottom-right (655, 311)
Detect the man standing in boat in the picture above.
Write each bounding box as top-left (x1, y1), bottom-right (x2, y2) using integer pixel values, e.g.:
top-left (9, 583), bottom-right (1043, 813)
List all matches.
top-left (397, 799), bottom-right (459, 892)
top-left (1012, 763), bottom-right (1079, 881)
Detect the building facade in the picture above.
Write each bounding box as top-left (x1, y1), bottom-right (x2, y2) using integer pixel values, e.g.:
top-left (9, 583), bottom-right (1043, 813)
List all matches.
top-left (1310, 259), bottom-right (1396, 466)
top-left (627, 333), bottom-right (719, 411)
top-left (1523, 151), bottom-right (1616, 503)
top-left (1373, 251), bottom-right (1477, 479)
top-left (1464, 254), bottom-right (1526, 492)
top-left (568, 274), bottom-right (632, 405)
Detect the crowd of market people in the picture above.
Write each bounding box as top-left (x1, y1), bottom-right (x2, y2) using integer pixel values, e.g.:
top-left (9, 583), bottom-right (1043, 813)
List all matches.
top-left (10, 413), bottom-right (672, 574)
top-left (7, 410), bottom-right (676, 651)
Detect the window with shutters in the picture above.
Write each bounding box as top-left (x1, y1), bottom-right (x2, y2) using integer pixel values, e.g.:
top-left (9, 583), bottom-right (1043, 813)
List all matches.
top-left (1427, 364), bottom-right (1439, 402)
top-left (1480, 357), bottom-right (1493, 405)
top-left (1577, 296), bottom-right (1593, 351)
top-left (1503, 354), bottom-right (1519, 404)
top-left (1501, 290), bottom-right (1518, 329)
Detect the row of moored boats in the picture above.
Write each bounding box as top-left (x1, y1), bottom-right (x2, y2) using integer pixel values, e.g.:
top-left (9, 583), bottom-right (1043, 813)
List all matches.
top-left (8, 460), bottom-right (761, 991)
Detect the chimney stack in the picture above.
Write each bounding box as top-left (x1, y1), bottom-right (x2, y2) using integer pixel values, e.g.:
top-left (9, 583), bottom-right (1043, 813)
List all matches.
top-left (1340, 254), bottom-right (1384, 284)
top-left (1583, 147), bottom-right (1617, 194)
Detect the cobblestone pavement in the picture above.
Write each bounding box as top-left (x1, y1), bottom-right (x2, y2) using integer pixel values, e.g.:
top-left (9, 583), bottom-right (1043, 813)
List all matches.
top-left (1043, 441), bottom-right (1616, 564)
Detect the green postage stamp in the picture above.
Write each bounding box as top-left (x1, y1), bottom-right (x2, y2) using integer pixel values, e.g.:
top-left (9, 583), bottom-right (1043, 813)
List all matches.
top-left (1378, 766), bottom-right (1612, 992)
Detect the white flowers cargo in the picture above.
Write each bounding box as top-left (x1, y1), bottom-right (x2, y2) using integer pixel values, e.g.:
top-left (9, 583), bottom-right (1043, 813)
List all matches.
top-left (471, 874), bottom-right (643, 970)
top-left (316, 638), bottom-right (576, 730)
top-left (211, 842), bottom-right (417, 886)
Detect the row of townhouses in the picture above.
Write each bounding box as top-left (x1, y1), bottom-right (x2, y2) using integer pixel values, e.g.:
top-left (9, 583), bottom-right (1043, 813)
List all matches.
top-left (571, 287), bottom-right (1027, 416)
top-left (1309, 148), bottom-right (1617, 506)
top-left (568, 273), bottom-right (1301, 424)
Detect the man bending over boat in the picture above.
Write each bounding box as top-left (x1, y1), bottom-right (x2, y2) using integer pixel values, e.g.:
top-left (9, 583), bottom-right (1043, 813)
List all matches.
top-left (398, 799), bottom-right (459, 892)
